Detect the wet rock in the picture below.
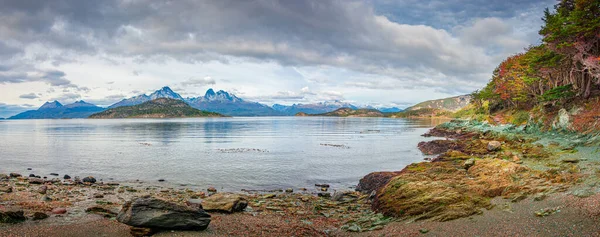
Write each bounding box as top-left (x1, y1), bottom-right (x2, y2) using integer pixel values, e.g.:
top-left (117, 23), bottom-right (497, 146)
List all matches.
top-left (0, 186), bottom-right (12, 193)
top-left (320, 187), bottom-right (328, 192)
top-left (38, 185), bottom-right (48, 194)
top-left (463, 158), bottom-right (475, 170)
top-left (28, 178), bottom-right (44, 184)
top-left (315, 184), bottom-right (330, 188)
top-left (9, 173), bottom-right (22, 178)
top-left (418, 140), bottom-right (459, 155)
top-left (487, 141), bottom-right (502, 151)
top-left (32, 212), bottom-right (49, 220)
top-left (63, 175), bottom-right (71, 180)
top-left (158, 179), bottom-right (165, 182)
top-left (50, 173), bottom-right (59, 176)
top-left (117, 196), bottom-right (211, 231)
top-left (207, 187), bottom-right (217, 192)
top-left (285, 188), bottom-right (293, 193)
top-left (0, 210), bottom-right (26, 223)
top-left (82, 176), bottom-right (96, 183)
top-left (27, 168), bottom-right (32, 170)
top-left (0, 174), bottom-right (8, 180)
top-left (29, 174), bottom-right (36, 177)
top-left (51, 208), bottom-right (67, 215)
top-left (356, 171), bottom-right (400, 194)
top-left (202, 193), bottom-right (248, 213)
top-left (318, 192), bottom-right (331, 198)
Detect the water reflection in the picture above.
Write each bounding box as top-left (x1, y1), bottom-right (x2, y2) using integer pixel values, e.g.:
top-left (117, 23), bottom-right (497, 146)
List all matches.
top-left (0, 117), bottom-right (440, 191)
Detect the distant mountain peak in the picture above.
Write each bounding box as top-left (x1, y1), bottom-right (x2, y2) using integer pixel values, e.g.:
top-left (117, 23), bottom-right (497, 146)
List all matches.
top-left (149, 86), bottom-right (183, 100)
top-left (64, 100), bottom-right (99, 108)
top-left (39, 101), bottom-right (63, 110)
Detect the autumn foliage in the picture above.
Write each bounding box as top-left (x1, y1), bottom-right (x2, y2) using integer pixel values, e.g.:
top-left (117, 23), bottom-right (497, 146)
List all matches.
top-left (472, 0), bottom-right (600, 112)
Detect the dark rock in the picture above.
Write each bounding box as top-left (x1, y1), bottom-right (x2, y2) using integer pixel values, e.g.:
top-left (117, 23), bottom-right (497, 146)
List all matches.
top-left (28, 178), bottom-right (44, 184)
top-left (117, 196), bottom-right (211, 230)
top-left (82, 176), bottom-right (97, 183)
top-left (41, 195), bottom-right (52, 202)
top-left (356, 171), bottom-right (401, 194)
top-left (50, 173), bottom-right (59, 176)
top-left (63, 175), bottom-right (71, 180)
top-left (51, 207), bottom-right (67, 215)
top-left (315, 184), bottom-right (330, 188)
top-left (32, 212), bottom-right (49, 220)
top-left (93, 193), bottom-right (104, 198)
top-left (9, 173), bottom-right (22, 178)
top-left (202, 193), bottom-right (248, 213)
top-left (285, 188), bottom-right (293, 193)
top-left (158, 179), bottom-right (165, 182)
top-left (27, 168), bottom-right (32, 170)
top-left (207, 187), bottom-right (217, 192)
top-left (0, 210), bottom-right (26, 223)
top-left (0, 174), bottom-right (8, 180)
top-left (562, 158), bottom-right (580, 163)
top-left (29, 174), bottom-right (36, 177)
top-left (318, 192), bottom-right (331, 198)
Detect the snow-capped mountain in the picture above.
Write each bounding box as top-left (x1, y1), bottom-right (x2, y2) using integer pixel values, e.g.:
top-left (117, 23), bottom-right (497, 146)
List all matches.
top-left (185, 89), bottom-right (281, 116)
top-left (108, 86), bottom-right (183, 109)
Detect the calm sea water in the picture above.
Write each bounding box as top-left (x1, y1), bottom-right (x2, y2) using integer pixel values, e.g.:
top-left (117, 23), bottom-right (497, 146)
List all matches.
top-left (0, 117), bottom-right (444, 191)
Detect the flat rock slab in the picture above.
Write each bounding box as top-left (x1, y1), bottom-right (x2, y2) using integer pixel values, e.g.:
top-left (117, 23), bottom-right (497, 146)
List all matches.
top-left (117, 196), bottom-right (211, 231)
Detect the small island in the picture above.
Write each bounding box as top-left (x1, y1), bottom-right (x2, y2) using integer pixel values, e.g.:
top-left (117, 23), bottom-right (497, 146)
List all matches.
top-left (295, 107), bottom-right (384, 117)
top-left (89, 98), bottom-right (225, 119)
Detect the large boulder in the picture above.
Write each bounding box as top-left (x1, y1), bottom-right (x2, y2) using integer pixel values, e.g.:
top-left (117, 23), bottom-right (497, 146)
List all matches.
top-left (202, 193), bottom-right (248, 213)
top-left (117, 196), bottom-right (211, 231)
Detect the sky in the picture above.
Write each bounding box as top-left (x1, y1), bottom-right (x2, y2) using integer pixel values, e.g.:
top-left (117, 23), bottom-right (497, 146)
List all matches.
top-left (0, 0), bottom-right (556, 117)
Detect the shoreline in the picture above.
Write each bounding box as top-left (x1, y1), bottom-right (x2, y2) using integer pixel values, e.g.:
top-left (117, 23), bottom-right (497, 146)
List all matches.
top-left (2, 120), bottom-right (600, 236)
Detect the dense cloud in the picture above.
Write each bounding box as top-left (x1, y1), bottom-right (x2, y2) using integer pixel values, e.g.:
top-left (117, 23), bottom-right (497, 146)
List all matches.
top-left (0, 0), bottom-right (555, 110)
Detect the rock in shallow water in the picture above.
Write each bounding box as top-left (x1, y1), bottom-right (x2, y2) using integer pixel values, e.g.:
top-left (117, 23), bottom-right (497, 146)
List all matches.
top-left (202, 193), bottom-right (248, 213)
top-left (117, 196), bottom-right (211, 231)
top-left (82, 176), bottom-right (96, 183)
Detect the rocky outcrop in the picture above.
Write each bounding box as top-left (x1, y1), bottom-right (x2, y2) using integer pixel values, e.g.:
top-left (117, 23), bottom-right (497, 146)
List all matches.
top-left (356, 171), bottom-right (401, 194)
top-left (202, 193), bottom-right (248, 213)
top-left (117, 196), bottom-right (211, 231)
top-left (418, 140), bottom-right (459, 155)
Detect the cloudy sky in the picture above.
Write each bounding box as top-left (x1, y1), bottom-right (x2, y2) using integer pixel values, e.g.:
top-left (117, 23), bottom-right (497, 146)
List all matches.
top-left (0, 0), bottom-right (555, 117)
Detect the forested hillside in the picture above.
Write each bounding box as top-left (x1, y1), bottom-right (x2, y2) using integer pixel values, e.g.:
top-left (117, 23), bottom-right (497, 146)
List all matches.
top-left (459, 0), bottom-right (600, 132)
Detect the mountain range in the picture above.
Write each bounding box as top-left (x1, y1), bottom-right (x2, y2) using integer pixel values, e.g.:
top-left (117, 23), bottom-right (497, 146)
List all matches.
top-left (90, 98), bottom-right (224, 119)
top-left (9, 100), bottom-right (105, 119)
